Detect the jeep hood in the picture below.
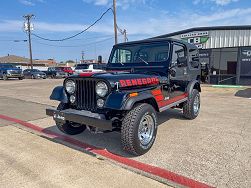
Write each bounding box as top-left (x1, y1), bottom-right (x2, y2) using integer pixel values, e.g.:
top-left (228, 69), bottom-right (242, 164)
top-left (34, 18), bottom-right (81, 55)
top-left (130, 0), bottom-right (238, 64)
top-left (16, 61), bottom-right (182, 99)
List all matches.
top-left (77, 71), bottom-right (167, 88)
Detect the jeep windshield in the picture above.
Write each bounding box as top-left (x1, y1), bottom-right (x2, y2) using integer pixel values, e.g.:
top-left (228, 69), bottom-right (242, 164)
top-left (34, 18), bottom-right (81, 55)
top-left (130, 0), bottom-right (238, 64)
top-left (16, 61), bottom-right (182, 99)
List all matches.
top-left (108, 41), bottom-right (170, 66)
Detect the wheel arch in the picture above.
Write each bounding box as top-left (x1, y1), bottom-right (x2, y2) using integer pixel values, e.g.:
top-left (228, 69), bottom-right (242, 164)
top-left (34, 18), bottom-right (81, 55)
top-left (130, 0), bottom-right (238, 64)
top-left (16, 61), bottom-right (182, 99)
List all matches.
top-left (122, 92), bottom-right (159, 112)
top-left (50, 86), bottom-right (68, 103)
top-left (133, 97), bottom-right (159, 112)
top-left (186, 80), bottom-right (201, 98)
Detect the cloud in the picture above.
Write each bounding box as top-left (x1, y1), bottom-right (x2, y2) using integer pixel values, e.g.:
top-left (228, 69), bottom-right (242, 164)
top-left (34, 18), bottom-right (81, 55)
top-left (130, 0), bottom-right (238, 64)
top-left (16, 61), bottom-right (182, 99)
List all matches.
top-left (18, 0), bottom-right (45, 6)
top-left (19, 0), bottom-right (35, 6)
top-left (0, 19), bottom-right (114, 34)
top-left (193, 0), bottom-right (239, 6)
top-left (1, 7), bottom-right (251, 39)
top-left (82, 0), bottom-right (148, 9)
top-left (212, 0), bottom-right (239, 5)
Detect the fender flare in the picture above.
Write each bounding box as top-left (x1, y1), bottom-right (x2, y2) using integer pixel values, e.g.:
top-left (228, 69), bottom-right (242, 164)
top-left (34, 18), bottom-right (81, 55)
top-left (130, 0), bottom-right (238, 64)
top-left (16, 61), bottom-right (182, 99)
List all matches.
top-left (49, 86), bottom-right (68, 103)
top-left (122, 92), bottom-right (158, 111)
top-left (186, 80), bottom-right (201, 98)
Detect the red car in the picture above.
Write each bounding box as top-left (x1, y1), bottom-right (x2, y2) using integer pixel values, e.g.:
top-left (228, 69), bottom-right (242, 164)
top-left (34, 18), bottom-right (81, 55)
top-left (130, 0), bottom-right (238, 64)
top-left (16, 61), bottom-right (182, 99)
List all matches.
top-left (57, 67), bottom-right (74, 75)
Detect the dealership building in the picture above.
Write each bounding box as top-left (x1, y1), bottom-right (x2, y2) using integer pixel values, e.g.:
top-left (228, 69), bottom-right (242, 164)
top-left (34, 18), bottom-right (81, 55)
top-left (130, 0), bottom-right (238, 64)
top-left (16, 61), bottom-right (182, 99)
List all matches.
top-left (157, 25), bottom-right (251, 85)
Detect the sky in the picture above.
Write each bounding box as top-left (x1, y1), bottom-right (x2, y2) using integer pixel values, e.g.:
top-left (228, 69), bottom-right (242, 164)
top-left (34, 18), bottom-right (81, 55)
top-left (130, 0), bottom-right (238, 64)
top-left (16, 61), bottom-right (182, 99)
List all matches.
top-left (0, 0), bottom-right (251, 62)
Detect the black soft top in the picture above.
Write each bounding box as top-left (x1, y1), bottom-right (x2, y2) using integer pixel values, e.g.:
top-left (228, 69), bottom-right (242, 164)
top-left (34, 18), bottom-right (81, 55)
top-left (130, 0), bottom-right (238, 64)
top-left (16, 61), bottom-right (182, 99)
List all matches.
top-left (114, 37), bottom-right (197, 50)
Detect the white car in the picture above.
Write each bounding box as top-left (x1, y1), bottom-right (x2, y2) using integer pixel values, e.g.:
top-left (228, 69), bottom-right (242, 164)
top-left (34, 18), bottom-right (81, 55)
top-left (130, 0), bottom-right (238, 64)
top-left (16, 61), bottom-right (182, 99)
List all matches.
top-left (74, 64), bottom-right (106, 74)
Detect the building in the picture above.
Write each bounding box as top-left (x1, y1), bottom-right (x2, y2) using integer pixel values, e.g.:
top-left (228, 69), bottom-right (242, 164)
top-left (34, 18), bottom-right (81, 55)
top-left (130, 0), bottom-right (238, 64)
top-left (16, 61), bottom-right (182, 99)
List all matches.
top-left (156, 25), bottom-right (251, 85)
top-left (0, 55), bottom-right (57, 70)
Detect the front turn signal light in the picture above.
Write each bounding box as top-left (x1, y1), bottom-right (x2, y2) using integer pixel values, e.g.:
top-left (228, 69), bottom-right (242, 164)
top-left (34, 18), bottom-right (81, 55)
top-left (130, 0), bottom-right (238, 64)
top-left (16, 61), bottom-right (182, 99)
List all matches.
top-left (129, 92), bottom-right (138, 97)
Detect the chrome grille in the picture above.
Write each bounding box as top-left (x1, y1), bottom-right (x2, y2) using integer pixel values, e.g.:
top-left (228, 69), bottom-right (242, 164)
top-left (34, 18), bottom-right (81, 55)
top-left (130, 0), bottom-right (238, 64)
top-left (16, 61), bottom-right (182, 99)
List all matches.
top-left (75, 79), bottom-right (97, 111)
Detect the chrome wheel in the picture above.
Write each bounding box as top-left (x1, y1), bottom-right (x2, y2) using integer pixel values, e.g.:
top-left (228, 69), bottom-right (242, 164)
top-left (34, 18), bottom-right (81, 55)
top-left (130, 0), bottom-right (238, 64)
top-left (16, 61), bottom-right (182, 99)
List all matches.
top-left (138, 114), bottom-right (155, 146)
top-left (193, 94), bottom-right (200, 115)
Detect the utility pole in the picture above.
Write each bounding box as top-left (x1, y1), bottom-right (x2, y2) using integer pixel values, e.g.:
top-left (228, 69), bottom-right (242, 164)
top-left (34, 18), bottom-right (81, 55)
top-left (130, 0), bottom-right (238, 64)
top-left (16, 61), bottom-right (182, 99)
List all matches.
top-left (113, 0), bottom-right (118, 45)
top-left (81, 51), bottom-right (85, 63)
top-left (123, 29), bottom-right (128, 42)
top-left (23, 14), bottom-right (34, 69)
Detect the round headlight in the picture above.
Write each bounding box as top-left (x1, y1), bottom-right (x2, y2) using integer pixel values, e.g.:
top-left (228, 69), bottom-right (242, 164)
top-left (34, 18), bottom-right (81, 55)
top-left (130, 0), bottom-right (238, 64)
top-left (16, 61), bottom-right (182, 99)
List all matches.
top-left (97, 99), bottom-right (105, 108)
top-left (69, 95), bottom-right (76, 103)
top-left (65, 80), bottom-right (76, 94)
top-left (96, 81), bottom-right (108, 97)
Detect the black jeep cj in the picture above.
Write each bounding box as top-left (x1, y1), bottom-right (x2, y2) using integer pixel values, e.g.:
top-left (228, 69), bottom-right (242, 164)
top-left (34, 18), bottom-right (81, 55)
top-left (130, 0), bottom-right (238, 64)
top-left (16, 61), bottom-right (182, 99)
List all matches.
top-left (46, 38), bottom-right (201, 155)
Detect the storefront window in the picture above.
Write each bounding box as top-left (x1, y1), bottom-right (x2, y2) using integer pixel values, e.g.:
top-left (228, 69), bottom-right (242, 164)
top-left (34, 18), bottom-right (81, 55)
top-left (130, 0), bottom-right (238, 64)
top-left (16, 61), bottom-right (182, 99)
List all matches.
top-left (209, 48), bottom-right (238, 84)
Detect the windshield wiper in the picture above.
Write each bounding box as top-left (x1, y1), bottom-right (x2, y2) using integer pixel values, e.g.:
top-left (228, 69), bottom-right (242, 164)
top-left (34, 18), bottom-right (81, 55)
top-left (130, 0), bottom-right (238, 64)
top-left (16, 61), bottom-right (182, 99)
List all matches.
top-left (138, 56), bottom-right (149, 65)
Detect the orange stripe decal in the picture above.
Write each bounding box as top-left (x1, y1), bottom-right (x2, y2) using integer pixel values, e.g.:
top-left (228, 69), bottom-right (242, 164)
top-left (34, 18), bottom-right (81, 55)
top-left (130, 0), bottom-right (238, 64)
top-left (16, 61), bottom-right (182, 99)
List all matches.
top-left (158, 93), bottom-right (188, 108)
top-left (151, 89), bottom-right (162, 96)
top-left (155, 95), bottom-right (164, 102)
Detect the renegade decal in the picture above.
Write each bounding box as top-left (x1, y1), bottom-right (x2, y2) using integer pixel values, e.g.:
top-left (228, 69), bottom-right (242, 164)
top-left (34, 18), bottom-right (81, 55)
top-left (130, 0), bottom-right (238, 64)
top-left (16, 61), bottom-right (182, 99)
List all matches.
top-left (119, 77), bottom-right (159, 87)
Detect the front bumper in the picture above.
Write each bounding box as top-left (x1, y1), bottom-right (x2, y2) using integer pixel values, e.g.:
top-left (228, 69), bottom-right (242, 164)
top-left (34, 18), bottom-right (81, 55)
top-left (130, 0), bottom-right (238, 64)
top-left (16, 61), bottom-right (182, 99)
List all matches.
top-left (46, 108), bottom-right (113, 130)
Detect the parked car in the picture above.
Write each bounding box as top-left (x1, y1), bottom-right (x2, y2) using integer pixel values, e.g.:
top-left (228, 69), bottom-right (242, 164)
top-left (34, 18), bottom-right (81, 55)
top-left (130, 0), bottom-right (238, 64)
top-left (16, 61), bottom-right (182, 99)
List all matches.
top-left (57, 67), bottom-right (74, 76)
top-left (74, 64), bottom-right (106, 74)
top-left (46, 67), bottom-right (68, 78)
top-left (0, 64), bottom-right (23, 80)
top-left (46, 38), bottom-right (201, 156)
top-left (23, 69), bottom-right (47, 79)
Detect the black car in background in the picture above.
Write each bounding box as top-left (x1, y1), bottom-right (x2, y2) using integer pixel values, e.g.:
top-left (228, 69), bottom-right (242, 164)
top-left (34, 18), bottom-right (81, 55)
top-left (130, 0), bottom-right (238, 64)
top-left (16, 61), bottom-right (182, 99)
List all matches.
top-left (23, 69), bottom-right (47, 79)
top-left (0, 64), bottom-right (23, 80)
top-left (46, 67), bottom-right (68, 78)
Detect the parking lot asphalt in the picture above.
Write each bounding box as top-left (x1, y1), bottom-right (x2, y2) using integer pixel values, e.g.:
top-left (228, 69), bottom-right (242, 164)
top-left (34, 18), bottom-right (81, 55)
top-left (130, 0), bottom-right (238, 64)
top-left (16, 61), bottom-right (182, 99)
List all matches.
top-left (0, 124), bottom-right (167, 188)
top-left (0, 79), bottom-right (251, 187)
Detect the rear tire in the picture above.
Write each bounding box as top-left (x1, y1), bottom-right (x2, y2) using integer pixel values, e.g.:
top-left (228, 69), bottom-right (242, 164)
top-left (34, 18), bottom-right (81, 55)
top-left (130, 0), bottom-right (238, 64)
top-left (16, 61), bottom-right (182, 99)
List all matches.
top-left (19, 77), bottom-right (23, 80)
top-left (183, 89), bottom-right (200, 119)
top-left (55, 103), bottom-right (86, 135)
top-left (121, 103), bottom-right (157, 156)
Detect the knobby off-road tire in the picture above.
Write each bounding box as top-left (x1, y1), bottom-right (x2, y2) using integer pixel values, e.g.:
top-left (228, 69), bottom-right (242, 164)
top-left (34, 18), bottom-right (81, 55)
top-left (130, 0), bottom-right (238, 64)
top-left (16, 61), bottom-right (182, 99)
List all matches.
top-left (121, 103), bottom-right (158, 156)
top-left (55, 102), bottom-right (86, 135)
top-left (183, 89), bottom-right (200, 120)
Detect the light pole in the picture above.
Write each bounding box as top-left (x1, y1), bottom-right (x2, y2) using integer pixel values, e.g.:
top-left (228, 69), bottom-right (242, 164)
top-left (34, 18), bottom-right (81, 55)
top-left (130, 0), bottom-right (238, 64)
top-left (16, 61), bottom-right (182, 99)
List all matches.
top-left (113, 0), bottom-right (118, 45)
top-left (23, 14), bottom-right (34, 69)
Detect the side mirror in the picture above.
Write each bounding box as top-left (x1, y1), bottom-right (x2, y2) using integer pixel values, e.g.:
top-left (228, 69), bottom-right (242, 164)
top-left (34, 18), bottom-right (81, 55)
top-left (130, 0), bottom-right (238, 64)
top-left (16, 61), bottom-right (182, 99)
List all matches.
top-left (177, 56), bottom-right (187, 67)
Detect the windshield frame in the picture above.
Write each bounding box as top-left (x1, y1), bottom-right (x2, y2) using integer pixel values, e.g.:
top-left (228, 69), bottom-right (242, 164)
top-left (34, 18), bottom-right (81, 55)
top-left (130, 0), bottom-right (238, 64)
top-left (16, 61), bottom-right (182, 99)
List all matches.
top-left (107, 41), bottom-right (171, 68)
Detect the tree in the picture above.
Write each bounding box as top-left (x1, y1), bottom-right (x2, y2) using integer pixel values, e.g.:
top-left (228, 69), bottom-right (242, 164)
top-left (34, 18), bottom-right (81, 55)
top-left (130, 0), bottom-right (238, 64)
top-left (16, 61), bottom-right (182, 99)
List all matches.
top-left (65, 60), bottom-right (75, 64)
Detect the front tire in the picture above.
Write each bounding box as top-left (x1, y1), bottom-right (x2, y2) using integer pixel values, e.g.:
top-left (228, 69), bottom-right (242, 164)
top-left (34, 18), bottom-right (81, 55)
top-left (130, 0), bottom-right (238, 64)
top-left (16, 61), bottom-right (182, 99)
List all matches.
top-left (183, 89), bottom-right (200, 119)
top-left (55, 103), bottom-right (86, 135)
top-left (121, 103), bottom-right (158, 156)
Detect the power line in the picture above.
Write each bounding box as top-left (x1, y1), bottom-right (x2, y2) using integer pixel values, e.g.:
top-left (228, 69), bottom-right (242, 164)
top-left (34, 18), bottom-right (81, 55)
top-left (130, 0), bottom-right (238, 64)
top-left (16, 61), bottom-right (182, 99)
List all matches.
top-left (33, 34), bottom-right (114, 42)
top-left (32, 35), bottom-right (118, 48)
top-left (31, 8), bottom-right (112, 42)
